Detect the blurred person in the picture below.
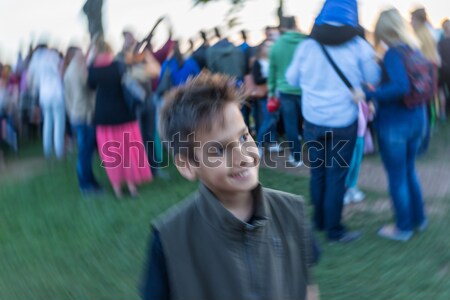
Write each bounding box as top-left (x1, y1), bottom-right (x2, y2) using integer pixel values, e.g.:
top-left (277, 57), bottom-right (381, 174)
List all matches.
top-left (363, 8), bottom-right (429, 241)
top-left (64, 46), bottom-right (102, 196)
top-left (140, 72), bottom-right (320, 300)
top-left (250, 40), bottom-right (281, 157)
top-left (438, 19), bottom-right (450, 113)
top-left (411, 9), bottom-right (441, 154)
top-left (158, 40), bottom-right (200, 90)
top-left (192, 30), bottom-right (210, 70)
top-left (87, 39), bottom-right (152, 199)
top-left (117, 27), bottom-right (163, 178)
top-left (206, 27), bottom-right (246, 80)
top-left (239, 29), bottom-right (250, 52)
top-left (411, 7), bottom-right (442, 42)
top-left (268, 16), bottom-right (307, 166)
top-left (27, 41), bottom-right (66, 160)
top-left (286, 0), bottom-right (381, 243)
top-left (265, 26), bottom-right (280, 42)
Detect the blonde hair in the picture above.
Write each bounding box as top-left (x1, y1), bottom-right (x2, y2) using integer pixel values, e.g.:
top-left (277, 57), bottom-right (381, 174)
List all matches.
top-left (374, 8), bottom-right (420, 50)
top-left (413, 24), bottom-right (441, 66)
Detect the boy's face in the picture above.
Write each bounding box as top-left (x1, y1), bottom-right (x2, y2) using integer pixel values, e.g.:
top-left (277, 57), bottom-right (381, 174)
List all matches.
top-left (177, 103), bottom-right (260, 198)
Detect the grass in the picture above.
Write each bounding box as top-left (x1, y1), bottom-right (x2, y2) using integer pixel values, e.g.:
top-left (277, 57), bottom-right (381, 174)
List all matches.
top-left (1, 130), bottom-right (450, 299)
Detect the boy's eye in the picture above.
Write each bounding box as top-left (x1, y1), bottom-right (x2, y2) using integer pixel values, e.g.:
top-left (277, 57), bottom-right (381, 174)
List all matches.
top-left (240, 132), bottom-right (250, 143)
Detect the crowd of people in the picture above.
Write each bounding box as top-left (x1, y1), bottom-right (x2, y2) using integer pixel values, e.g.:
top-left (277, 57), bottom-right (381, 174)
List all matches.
top-left (1, 0), bottom-right (449, 299)
top-left (0, 0), bottom-right (448, 234)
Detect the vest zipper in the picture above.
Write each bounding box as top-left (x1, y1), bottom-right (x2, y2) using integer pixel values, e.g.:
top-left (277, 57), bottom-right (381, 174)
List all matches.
top-left (244, 224), bottom-right (258, 299)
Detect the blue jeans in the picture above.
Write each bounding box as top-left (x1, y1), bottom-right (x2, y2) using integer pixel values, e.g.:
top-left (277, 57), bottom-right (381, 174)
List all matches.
top-left (241, 101), bottom-right (261, 134)
top-left (304, 120), bottom-right (357, 239)
top-left (41, 101), bottom-right (66, 159)
top-left (256, 99), bottom-right (278, 147)
top-left (279, 92), bottom-right (303, 161)
top-left (377, 111), bottom-right (426, 232)
top-left (73, 124), bottom-right (99, 192)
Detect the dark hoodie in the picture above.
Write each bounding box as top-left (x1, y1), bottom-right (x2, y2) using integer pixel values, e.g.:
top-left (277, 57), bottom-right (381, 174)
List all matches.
top-left (206, 39), bottom-right (246, 79)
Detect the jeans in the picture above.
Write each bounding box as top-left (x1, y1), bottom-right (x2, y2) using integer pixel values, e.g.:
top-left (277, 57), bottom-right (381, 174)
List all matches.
top-left (137, 96), bottom-right (159, 174)
top-left (73, 123), bottom-right (99, 191)
top-left (377, 110), bottom-right (426, 232)
top-left (304, 120), bottom-right (357, 239)
top-left (256, 99), bottom-right (278, 147)
top-left (279, 92), bottom-right (303, 161)
top-left (41, 101), bottom-right (66, 159)
top-left (241, 101), bottom-right (261, 134)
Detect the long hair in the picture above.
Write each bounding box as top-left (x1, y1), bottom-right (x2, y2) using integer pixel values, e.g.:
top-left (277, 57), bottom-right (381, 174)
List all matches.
top-left (414, 24), bottom-right (441, 66)
top-left (172, 41), bottom-right (184, 69)
top-left (62, 46), bottom-right (81, 75)
top-left (374, 8), bottom-right (420, 50)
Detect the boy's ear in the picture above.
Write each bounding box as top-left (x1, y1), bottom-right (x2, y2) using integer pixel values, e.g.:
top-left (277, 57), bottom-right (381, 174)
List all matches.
top-left (174, 154), bottom-right (197, 181)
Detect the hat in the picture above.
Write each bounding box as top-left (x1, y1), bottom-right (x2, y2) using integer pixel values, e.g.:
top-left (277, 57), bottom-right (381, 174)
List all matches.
top-left (315, 0), bottom-right (359, 28)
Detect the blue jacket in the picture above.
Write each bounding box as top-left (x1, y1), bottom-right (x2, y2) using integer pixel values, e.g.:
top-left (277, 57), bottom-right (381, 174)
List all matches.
top-left (364, 44), bottom-right (426, 128)
top-left (160, 57), bottom-right (200, 87)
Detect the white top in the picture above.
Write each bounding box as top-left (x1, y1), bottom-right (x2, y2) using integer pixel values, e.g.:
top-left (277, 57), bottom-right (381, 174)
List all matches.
top-left (286, 37), bottom-right (381, 127)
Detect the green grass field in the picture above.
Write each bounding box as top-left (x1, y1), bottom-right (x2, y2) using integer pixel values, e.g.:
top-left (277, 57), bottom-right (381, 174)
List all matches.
top-left (1, 133), bottom-right (449, 299)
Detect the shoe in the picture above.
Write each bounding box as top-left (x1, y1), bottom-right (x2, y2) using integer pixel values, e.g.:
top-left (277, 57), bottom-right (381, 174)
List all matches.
top-left (329, 231), bottom-right (362, 243)
top-left (287, 154), bottom-right (303, 167)
top-left (344, 189), bottom-right (353, 205)
top-left (344, 187), bottom-right (366, 204)
top-left (417, 219), bottom-right (428, 232)
top-left (377, 224), bottom-right (413, 242)
top-left (352, 187), bottom-right (366, 202)
top-left (268, 143), bottom-right (283, 153)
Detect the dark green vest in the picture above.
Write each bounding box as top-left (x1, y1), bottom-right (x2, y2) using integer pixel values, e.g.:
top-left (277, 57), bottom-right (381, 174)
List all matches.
top-left (154, 183), bottom-right (312, 300)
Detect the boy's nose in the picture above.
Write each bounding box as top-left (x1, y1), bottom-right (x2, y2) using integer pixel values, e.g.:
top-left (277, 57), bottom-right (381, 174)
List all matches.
top-left (232, 142), bottom-right (259, 167)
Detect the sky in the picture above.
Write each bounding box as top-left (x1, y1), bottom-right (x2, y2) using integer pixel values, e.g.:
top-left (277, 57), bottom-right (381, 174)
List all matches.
top-left (0, 0), bottom-right (448, 65)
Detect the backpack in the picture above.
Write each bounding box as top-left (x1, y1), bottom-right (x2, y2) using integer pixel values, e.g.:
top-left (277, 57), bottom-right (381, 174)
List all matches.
top-left (397, 46), bottom-right (435, 109)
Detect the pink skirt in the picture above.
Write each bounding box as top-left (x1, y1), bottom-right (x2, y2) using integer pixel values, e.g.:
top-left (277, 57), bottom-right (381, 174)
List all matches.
top-left (96, 121), bottom-right (152, 186)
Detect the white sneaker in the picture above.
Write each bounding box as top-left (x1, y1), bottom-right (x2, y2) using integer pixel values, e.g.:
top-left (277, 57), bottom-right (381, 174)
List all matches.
top-left (268, 143), bottom-right (283, 153)
top-left (287, 154), bottom-right (303, 167)
top-left (351, 187), bottom-right (366, 202)
top-left (344, 187), bottom-right (366, 205)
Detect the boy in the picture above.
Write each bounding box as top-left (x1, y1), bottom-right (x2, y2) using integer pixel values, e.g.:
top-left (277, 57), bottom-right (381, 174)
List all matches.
top-left (140, 73), bottom-right (319, 300)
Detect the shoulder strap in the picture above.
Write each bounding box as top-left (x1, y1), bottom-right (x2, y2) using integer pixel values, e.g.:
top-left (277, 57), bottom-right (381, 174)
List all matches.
top-left (320, 43), bottom-right (354, 90)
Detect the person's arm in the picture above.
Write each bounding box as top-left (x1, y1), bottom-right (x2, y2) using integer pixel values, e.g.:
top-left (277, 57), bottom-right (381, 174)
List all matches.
top-left (268, 46), bottom-right (277, 97)
top-left (285, 44), bottom-right (302, 89)
top-left (153, 39), bottom-right (174, 65)
top-left (140, 230), bottom-right (170, 300)
top-left (359, 41), bottom-right (381, 87)
top-left (365, 49), bottom-right (409, 103)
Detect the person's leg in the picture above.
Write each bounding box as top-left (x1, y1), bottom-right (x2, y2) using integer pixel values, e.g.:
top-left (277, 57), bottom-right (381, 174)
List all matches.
top-left (138, 97), bottom-right (158, 174)
top-left (74, 124), bottom-right (89, 191)
top-left (377, 128), bottom-right (413, 232)
top-left (304, 121), bottom-right (326, 231)
top-left (41, 103), bottom-right (53, 158)
top-left (323, 122), bottom-right (357, 240)
top-left (241, 103), bottom-right (251, 129)
top-left (279, 93), bottom-right (301, 162)
top-left (85, 124), bottom-right (100, 188)
top-left (407, 122), bottom-right (426, 229)
top-left (75, 123), bottom-right (100, 192)
top-left (53, 102), bottom-right (66, 160)
top-left (256, 99), bottom-right (276, 147)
